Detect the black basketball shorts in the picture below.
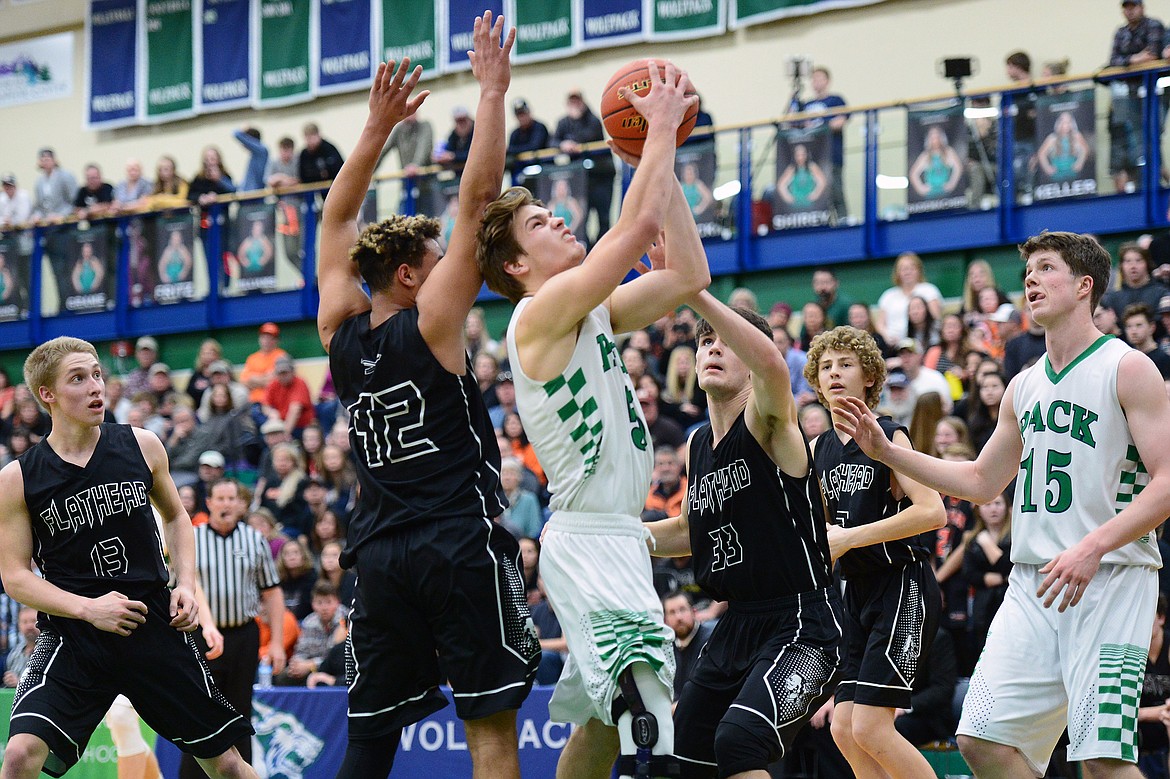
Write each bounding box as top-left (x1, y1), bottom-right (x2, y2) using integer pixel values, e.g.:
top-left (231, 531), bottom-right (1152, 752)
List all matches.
top-left (345, 516), bottom-right (540, 739)
top-left (8, 588), bottom-right (251, 778)
top-left (835, 558), bottom-right (941, 709)
top-left (674, 587), bottom-right (843, 778)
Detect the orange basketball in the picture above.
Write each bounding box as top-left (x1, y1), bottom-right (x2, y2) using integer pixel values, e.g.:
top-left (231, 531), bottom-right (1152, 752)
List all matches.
top-left (600, 58), bottom-right (699, 158)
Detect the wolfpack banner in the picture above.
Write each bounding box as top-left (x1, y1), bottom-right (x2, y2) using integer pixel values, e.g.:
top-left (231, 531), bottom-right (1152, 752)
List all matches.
top-left (380, 0), bottom-right (439, 77)
top-left (1033, 89), bottom-right (1097, 202)
top-left (509, 0), bottom-right (576, 63)
top-left (198, 0), bottom-right (251, 112)
top-left (444, 0), bottom-right (504, 72)
top-left (731, 0), bottom-right (887, 29)
top-left (86, 0), bottom-right (137, 128)
top-left (906, 103), bottom-right (968, 215)
top-left (255, 0), bottom-right (313, 107)
top-left (648, 0), bottom-right (725, 41)
top-left (142, 0), bottom-right (195, 122)
top-left (580, 0), bottom-right (645, 50)
top-left (318, 0), bottom-right (374, 96)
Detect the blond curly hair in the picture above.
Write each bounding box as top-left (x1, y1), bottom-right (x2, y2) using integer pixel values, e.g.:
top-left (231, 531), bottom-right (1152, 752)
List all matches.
top-left (803, 326), bottom-right (887, 409)
top-left (350, 214), bottom-right (441, 294)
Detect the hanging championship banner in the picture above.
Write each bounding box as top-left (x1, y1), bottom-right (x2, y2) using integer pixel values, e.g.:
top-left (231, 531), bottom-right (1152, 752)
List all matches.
top-left (1033, 89), bottom-right (1097, 202)
top-left (771, 126), bottom-right (832, 230)
top-left (648, 0), bottom-right (724, 41)
top-left (906, 103), bottom-right (968, 215)
top-left (197, 0), bottom-right (251, 112)
top-left (86, 0), bottom-right (138, 129)
top-left (532, 162), bottom-right (589, 242)
top-left (318, 0), bottom-right (374, 96)
top-left (443, 0), bottom-right (504, 72)
top-left (0, 31), bottom-right (72, 110)
top-left (142, 0), bottom-right (195, 122)
top-left (230, 201), bottom-right (278, 293)
top-left (731, 0), bottom-right (887, 29)
top-left (254, 0), bottom-right (313, 107)
top-left (61, 223), bottom-right (116, 315)
top-left (580, 0), bottom-right (645, 50)
top-left (509, 0), bottom-right (576, 64)
top-left (676, 141), bottom-right (720, 239)
top-left (152, 212), bottom-right (199, 303)
top-left (380, 0), bottom-right (439, 78)
top-left (0, 232), bottom-right (32, 322)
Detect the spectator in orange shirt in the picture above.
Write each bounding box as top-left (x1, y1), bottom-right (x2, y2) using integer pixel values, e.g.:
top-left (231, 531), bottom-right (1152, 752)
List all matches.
top-left (240, 322), bottom-right (289, 404)
top-left (258, 607), bottom-right (299, 664)
top-left (264, 356), bottom-right (316, 436)
top-left (644, 445), bottom-right (687, 519)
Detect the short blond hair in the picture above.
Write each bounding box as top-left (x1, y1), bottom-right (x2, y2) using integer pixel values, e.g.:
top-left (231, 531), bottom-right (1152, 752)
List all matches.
top-left (803, 326), bottom-right (887, 409)
top-left (24, 336), bottom-right (99, 411)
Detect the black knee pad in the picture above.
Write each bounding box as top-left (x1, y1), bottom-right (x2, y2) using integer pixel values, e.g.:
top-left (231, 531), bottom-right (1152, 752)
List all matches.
top-left (713, 718), bottom-right (779, 778)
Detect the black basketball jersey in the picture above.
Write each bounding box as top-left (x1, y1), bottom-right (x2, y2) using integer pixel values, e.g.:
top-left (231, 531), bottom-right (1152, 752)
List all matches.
top-left (812, 417), bottom-right (929, 578)
top-left (330, 308), bottom-right (506, 550)
top-left (19, 423), bottom-right (168, 600)
top-left (686, 411), bottom-right (832, 602)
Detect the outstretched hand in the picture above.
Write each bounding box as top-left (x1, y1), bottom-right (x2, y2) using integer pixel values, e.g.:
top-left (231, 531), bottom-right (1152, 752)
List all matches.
top-left (624, 60), bottom-right (697, 136)
top-left (468, 10), bottom-right (516, 93)
top-left (367, 58), bottom-right (430, 133)
top-left (830, 396), bottom-right (890, 460)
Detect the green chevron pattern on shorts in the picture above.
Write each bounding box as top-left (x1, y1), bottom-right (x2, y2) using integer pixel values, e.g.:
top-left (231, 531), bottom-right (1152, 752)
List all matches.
top-left (1097, 642), bottom-right (1144, 761)
top-left (589, 609), bottom-right (669, 681)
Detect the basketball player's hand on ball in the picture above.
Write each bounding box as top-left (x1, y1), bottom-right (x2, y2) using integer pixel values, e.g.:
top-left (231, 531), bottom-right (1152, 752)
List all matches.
top-left (367, 57), bottom-right (430, 134)
top-left (1036, 537), bottom-right (1103, 612)
top-left (468, 10), bottom-right (516, 94)
top-left (623, 61), bottom-right (697, 138)
top-left (86, 591), bottom-right (148, 636)
top-left (168, 584), bottom-right (199, 632)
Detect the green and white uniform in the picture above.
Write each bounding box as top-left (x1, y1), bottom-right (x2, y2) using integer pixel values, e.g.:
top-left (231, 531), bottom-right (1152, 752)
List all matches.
top-left (507, 299), bottom-right (673, 725)
top-left (957, 336), bottom-right (1160, 774)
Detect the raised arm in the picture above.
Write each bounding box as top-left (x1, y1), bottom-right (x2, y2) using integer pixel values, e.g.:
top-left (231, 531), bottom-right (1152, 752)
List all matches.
top-left (687, 289), bottom-right (807, 477)
top-left (644, 429), bottom-right (696, 557)
top-left (317, 59), bottom-right (429, 352)
top-left (609, 175), bottom-right (710, 334)
top-left (416, 12), bottom-right (515, 371)
top-left (1037, 352), bottom-right (1170, 611)
top-left (832, 376), bottom-right (1023, 504)
top-left (517, 62), bottom-right (698, 345)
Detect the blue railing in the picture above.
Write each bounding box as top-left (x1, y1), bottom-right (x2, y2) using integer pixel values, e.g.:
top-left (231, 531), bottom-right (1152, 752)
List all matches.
top-left (2, 65), bottom-right (1168, 351)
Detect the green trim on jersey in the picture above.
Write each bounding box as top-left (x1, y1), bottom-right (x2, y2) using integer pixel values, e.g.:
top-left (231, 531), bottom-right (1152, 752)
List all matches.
top-left (1097, 642), bottom-right (1144, 761)
top-left (1044, 335), bottom-right (1115, 384)
top-left (1115, 444), bottom-right (1149, 511)
top-left (543, 368), bottom-right (604, 476)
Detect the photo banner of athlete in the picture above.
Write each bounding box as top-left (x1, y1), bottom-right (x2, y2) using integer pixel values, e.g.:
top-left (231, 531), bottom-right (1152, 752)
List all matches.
top-left (85, 0), bottom-right (138, 129)
top-left (254, 0), bottom-right (312, 108)
top-left (905, 103), bottom-right (969, 215)
top-left (0, 232), bottom-right (32, 322)
top-left (381, 0), bottom-right (439, 78)
top-left (227, 201), bottom-right (278, 294)
top-left (675, 140), bottom-right (721, 239)
top-left (45, 223), bottom-right (117, 316)
top-left (142, 0), bottom-right (194, 122)
top-left (318, 0), bottom-right (375, 96)
top-left (508, 0), bottom-right (577, 64)
top-left (198, 0), bottom-right (252, 113)
top-left (1032, 89), bottom-right (1097, 202)
top-left (151, 212), bottom-right (200, 304)
top-left (531, 161), bottom-right (590, 243)
top-left (771, 125), bottom-right (833, 230)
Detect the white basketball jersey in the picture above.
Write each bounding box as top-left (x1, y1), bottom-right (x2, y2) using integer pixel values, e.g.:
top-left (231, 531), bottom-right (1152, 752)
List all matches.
top-left (1011, 335), bottom-right (1160, 567)
top-left (507, 299), bottom-right (653, 518)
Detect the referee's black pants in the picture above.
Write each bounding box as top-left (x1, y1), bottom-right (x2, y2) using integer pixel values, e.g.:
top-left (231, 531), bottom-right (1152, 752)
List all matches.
top-left (179, 622), bottom-right (260, 778)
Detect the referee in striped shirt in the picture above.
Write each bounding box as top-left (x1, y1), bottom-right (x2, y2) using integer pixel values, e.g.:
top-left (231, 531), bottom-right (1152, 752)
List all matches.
top-left (181, 478), bottom-right (285, 779)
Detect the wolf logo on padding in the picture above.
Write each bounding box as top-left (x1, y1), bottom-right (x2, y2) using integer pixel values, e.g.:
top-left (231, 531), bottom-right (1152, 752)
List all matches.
top-left (251, 700), bottom-right (325, 779)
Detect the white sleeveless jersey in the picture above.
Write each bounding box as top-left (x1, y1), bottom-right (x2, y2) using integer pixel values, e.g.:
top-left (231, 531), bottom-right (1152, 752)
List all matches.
top-left (1011, 335), bottom-right (1160, 567)
top-left (507, 299), bottom-right (653, 517)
